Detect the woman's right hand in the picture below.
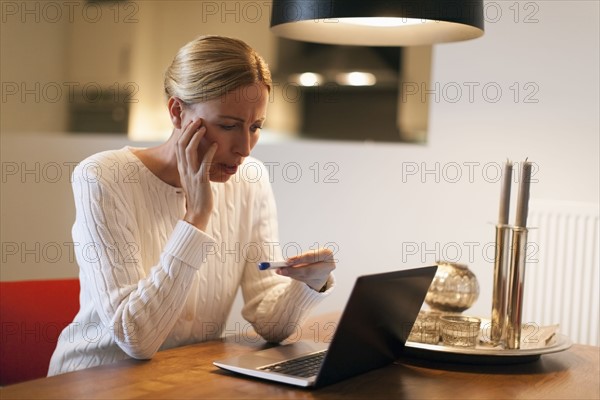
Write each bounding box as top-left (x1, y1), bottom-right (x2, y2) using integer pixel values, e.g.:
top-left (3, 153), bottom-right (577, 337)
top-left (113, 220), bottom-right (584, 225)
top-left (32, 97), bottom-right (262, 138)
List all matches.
top-left (176, 118), bottom-right (218, 231)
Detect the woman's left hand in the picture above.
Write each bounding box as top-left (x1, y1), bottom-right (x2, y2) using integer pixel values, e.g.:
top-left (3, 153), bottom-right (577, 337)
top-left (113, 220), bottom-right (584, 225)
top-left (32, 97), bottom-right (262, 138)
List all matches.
top-left (276, 248), bottom-right (336, 292)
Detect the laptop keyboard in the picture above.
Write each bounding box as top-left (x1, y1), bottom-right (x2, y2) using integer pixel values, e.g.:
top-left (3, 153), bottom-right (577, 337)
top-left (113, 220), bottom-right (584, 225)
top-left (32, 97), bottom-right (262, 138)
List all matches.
top-left (258, 350), bottom-right (327, 378)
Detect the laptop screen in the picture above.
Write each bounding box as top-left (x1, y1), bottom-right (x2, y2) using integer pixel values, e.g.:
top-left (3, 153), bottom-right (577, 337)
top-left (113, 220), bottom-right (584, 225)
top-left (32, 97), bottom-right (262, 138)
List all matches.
top-left (315, 266), bottom-right (437, 387)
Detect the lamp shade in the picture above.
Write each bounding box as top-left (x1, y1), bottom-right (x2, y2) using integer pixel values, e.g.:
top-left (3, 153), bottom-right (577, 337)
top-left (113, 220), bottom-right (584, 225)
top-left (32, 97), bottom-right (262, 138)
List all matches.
top-left (270, 0), bottom-right (485, 46)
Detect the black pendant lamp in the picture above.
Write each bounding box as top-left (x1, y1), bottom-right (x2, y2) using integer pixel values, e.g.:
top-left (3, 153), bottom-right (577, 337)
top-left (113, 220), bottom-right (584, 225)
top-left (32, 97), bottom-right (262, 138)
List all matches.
top-left (270, 0), bottom-right (485, 46)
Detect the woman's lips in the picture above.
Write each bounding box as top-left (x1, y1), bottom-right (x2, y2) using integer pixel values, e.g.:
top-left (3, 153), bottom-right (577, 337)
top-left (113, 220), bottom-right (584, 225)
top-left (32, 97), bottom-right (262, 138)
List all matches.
top-left (220, 163), bottom-right (238, 175)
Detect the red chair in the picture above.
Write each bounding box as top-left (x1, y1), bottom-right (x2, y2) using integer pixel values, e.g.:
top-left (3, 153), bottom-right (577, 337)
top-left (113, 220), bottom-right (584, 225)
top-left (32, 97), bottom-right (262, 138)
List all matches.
top-left (0, 279), bottom-right (80, 386)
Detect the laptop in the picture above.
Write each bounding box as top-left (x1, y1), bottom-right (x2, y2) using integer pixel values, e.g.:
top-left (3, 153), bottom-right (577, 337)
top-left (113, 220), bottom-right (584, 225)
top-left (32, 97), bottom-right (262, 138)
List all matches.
top-left (213, 265), bottom-right (437, 388)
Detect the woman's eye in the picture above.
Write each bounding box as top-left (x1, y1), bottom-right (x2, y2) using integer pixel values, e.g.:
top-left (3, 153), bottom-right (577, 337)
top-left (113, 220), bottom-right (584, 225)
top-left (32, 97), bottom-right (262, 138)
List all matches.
top-left (219, 123), bottom-right (262, 133)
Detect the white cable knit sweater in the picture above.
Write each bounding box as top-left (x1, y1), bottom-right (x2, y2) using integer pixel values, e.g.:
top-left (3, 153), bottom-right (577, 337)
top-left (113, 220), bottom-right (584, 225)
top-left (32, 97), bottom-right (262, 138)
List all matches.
top-left (48, 147), bottom-right (333, 376)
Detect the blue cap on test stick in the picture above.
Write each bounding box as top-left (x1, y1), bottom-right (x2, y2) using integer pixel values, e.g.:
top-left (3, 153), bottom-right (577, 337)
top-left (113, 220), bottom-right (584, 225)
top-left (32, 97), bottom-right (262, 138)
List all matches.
top-left (258, 261), bottom-right (288, 270)
top-left (258, 262), bottom-right (271, 270)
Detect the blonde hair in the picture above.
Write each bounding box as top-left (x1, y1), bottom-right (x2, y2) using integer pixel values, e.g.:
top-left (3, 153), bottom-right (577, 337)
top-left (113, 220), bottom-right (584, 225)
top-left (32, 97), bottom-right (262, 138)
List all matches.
top-left (164, 35), bottom-right (272, 104)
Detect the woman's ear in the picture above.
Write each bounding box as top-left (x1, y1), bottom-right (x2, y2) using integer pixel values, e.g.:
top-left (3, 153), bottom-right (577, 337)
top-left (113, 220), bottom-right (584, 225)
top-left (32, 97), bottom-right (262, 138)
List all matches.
top-left (168, 97), bottom-right (185, 129)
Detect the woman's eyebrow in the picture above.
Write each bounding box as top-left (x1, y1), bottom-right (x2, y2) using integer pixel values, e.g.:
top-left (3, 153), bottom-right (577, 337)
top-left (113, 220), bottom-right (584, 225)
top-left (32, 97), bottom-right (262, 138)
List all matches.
top-left (218, 115), bottom-right (244, 122)
top-left (219, 115), bottom-right (266, 123)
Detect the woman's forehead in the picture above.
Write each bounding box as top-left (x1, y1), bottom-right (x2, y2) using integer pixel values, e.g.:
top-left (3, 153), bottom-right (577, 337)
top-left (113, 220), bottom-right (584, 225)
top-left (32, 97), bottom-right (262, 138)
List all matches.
top-left (193, 84), bottom-right (269, 121)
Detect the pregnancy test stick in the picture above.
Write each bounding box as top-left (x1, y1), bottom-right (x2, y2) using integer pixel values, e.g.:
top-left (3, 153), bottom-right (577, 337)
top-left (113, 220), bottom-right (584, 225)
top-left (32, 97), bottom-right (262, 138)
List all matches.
top-left (258, 261), bottom-right (289, 270)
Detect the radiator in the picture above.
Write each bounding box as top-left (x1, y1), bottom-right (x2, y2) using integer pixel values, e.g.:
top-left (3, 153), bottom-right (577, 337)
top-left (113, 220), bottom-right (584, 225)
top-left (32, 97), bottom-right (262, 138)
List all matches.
top-left (524, 200), bottom-right (599, 346)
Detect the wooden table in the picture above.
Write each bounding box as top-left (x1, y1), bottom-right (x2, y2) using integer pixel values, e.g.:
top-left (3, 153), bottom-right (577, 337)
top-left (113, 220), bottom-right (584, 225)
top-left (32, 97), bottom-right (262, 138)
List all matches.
top-left (2, 315), bottom-right (599, 399)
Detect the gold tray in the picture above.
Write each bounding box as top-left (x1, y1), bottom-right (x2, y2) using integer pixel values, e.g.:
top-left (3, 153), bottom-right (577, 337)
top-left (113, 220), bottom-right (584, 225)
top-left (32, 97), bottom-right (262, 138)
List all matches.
top-left (404, 333), bottom-right (572, 364)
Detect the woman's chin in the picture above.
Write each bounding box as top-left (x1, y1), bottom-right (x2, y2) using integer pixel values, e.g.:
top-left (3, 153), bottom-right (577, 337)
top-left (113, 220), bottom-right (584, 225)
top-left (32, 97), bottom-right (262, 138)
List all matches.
top-left (209, 171), bottom-right (233, 183)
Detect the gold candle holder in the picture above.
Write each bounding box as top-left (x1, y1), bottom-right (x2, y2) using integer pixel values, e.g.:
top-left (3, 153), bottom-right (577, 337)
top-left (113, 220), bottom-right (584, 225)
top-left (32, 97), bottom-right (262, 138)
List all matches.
top-left (506, 226), bottom-right (529, 349)
top-left (491, 224), bottom-right (511, 345)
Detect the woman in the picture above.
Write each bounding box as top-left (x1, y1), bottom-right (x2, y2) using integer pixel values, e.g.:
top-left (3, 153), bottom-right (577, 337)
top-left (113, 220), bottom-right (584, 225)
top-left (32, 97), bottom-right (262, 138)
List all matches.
top-left (48, 35), bottom-right (335, 376)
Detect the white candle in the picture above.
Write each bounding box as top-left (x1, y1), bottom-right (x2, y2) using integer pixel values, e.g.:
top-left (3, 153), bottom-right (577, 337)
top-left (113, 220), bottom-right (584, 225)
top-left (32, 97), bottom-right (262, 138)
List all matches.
top-left (515, 160), bottom-right (532, 227)
top-left (499, 160), bottom-right (513, 225)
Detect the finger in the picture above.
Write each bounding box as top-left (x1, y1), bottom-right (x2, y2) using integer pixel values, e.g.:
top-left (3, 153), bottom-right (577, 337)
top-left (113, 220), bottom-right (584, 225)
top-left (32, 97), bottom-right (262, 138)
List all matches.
top-left (276, 264), bottom-right (334, 291)
top-left (176, 119), bottom-right (197, 167)
top-left (187, 125), bottom-right (206, 172)
top-left (286, 248), bottom-right (334, 266)
top-left (277, 265), bottom-right (315, 277)
top-left (281, 260), bottom-right (335, 274)
top-left (178, 119), bottom-right (199, 146)
top-left (178, 119), bottom-right (204, 152)
top-left (199, 142), bottom-right (218, 182)
top-left (178, 119), bottom-right (206, 171)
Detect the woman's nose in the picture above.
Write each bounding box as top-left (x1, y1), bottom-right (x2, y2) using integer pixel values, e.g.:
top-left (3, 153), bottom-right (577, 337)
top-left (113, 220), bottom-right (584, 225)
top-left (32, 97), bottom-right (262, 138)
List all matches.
top-left (233, 130), bottom-right (251, 157)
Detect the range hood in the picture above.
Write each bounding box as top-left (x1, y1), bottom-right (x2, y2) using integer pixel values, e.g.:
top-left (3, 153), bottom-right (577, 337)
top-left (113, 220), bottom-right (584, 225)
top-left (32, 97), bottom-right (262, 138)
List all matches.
top-left (275, 38), bottom-right (401, 88)
top-left (267, 39), bottom-right (429, 143)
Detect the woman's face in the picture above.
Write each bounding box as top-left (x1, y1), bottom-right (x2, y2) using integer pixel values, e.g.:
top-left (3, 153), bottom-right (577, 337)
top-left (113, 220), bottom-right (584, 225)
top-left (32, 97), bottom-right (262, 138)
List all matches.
top-left (180, 83), bottom-right (269, 183)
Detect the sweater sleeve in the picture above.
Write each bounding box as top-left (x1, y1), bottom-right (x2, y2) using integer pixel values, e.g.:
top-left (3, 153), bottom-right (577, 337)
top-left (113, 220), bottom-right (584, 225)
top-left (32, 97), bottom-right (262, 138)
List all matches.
top-left (71, 158), bottom-right (216, 359)
top-left (239, 161), bottom-right (335, 343)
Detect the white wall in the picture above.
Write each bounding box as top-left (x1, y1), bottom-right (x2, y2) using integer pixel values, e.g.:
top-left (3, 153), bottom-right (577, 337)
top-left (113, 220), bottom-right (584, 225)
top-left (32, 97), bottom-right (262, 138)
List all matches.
top-left (255, 1), bottom-right (600, 320)
top-left (0, 1), bottom-right (69, 133)
top-left (1, 2), bottom-right (598, 334)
